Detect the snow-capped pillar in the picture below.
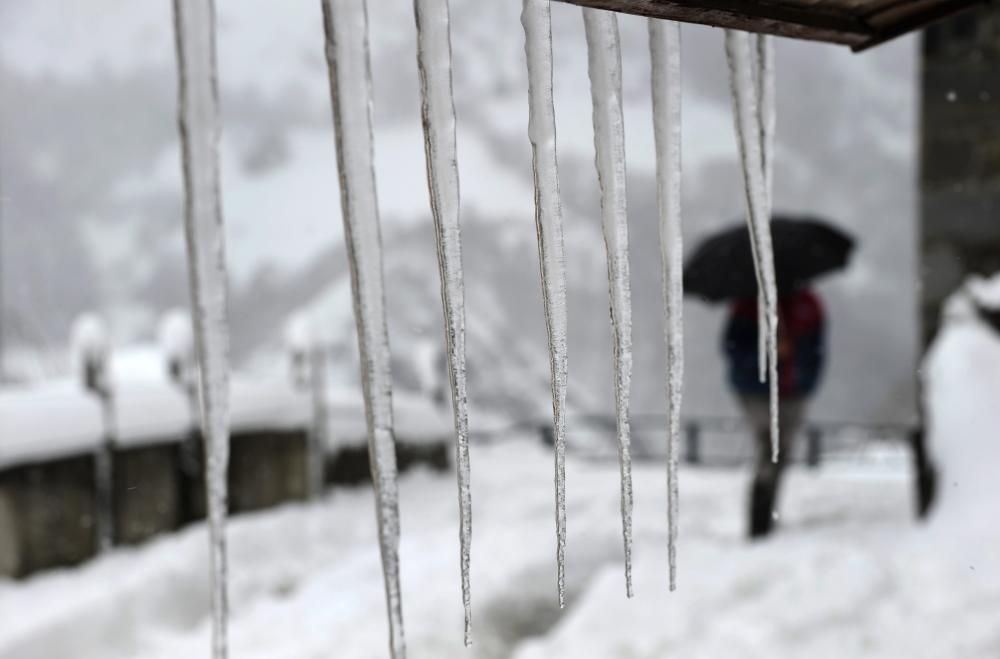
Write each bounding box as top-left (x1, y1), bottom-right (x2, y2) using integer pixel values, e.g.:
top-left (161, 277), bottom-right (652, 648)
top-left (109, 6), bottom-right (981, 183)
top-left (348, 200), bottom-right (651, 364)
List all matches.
top-left (71, 313), bottom-right (116, 553)
top-left (158, 309), bottom-right (200, 481)
top-left (285, 313), bottom-right (328, 500)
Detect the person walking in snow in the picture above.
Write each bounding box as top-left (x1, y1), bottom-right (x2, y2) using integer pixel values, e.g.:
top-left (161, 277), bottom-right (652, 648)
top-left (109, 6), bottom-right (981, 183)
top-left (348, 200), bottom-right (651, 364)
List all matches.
top-left (723, 287), bottom-right (826, 538)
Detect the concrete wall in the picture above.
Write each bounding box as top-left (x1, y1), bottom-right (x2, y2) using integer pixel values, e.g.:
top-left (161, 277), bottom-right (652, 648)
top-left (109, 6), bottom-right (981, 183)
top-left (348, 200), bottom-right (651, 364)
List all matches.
top-left (0, 455), bottom-right (98, 577)
top-left (0, 424), bottom-right (450, 578)
top-left (113, 443), bottom-right (181, 546)
top-left (229, 430), bottom-right (309, 513)
top-left (328, 441), bottom-right (450, 487)
top-left (0, 428), bottom-right (315, 578)
top-left (921, 6), bottom-right (1000, 343)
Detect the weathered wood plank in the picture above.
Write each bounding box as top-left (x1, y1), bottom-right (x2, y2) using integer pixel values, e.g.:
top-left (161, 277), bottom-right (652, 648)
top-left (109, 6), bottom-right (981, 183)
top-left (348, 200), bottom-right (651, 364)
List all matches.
top-left (553, 0), bottom-right (986, 50)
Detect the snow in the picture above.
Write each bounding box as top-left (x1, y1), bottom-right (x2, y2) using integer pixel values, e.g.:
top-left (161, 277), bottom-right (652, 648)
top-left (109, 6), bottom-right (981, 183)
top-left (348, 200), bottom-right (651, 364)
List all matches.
top-left (325, 389), bottom-right (451, 448)
top-left (924, 277), bottom-right (1000, 562)
top-left (3, 430), bottom-right (997, 659)
top-left (0, 381), bottom-right (103, 467)
top-left (320, 0), bottom-right (405, 654)
top-left (413, 0), bottom-right (473, 642)
top-left (583, 7), bottom-right (634, 599)
top-left (0, 371), bottom-right (447, 471)
top-left (69, 314), bottom-right (110, 375)
top-left (158, 310), bottom-right (195, 367)
top-left (648, 18), bottom-right (683, 591)
top-left (521, 0), bottom-right (569, 617)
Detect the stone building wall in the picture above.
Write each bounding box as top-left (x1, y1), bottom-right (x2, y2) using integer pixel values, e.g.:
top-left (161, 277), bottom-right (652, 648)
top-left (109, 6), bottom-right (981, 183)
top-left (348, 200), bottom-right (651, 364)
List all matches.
top-left (921, 6), bottom-right (1000, 343)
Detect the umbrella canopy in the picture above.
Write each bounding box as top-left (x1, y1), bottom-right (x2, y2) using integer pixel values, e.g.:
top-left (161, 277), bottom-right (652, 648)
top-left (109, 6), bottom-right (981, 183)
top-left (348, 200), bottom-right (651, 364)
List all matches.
top-left (684, 215), bottom-right (855, 303)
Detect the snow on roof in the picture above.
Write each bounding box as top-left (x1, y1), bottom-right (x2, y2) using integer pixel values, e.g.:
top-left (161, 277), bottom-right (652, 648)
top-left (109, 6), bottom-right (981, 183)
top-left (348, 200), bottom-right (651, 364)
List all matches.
top-left (0, 372), bottom-right (311, 470)
top-left (1, 360), bottom-right (449, 469)
top-left (229, 376), bottom-right (310, 434)
top-left (0, 380), bottom-right (103, 468)
top-left (326, 389), bottom-right (452, 448)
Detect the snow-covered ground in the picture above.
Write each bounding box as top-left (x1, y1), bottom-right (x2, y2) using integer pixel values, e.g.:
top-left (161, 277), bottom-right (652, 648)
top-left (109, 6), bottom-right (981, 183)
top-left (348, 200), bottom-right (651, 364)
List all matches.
top-left (1, 433), bottom-right (994, 659)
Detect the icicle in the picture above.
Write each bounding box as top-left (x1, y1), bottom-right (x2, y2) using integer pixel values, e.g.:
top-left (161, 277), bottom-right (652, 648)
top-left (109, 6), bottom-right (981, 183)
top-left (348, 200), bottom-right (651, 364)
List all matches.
top-left (724, 30), bottom-right (780, 463)
top-left (583, 7), bottom-right (634, 598)
top-left (321, 2), bottom-right (405, 657)
top-left (522, 0), bottom-right (569, 609)
top-left (171, 1), bottom-right (231, 657)
top-left (755, 34), bottom-right (779, 460)
top-left (648, 18), bottom-right (683, 592)
top-left (754, 35), bottom-right (775, 386)
top-left (756, 34), bottom-right (776, 215)
top-left (412, 0), bottom-right (473, 644)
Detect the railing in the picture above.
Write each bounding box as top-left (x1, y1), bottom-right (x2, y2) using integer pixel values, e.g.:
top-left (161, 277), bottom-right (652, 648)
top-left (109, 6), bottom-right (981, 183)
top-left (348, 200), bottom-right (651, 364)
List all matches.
top-left (477, 413), bottom-right (920, 469)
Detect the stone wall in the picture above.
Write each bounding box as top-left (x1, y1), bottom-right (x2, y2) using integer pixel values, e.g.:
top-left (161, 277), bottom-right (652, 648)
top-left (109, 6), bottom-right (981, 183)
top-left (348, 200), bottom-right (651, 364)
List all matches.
top-left (113, 443), bottom-right (181, 546)
top-left (0, 454), bottom-right (98, 577)
top-left (921, 6), bottom-right (1000, 343)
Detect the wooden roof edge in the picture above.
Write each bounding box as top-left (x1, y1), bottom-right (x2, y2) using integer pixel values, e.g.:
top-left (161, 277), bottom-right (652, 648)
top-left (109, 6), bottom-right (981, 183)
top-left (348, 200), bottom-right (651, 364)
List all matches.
top-left (553, 0), bottom-right (991, 52)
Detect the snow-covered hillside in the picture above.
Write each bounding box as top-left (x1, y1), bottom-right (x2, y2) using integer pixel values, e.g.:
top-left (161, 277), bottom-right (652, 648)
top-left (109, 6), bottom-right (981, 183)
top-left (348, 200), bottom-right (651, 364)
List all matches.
top-left (1, 1), bottom-right (919, 422)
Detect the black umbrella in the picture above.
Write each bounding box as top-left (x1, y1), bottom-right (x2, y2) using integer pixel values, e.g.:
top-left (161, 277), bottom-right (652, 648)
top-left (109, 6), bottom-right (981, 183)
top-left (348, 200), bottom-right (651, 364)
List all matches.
top-left (684, 215), bottom-right (855, 302)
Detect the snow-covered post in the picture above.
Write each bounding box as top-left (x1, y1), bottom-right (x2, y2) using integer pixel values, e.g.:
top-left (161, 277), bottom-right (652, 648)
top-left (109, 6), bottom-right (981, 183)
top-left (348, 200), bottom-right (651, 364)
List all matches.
top-left (648, 17), bottom-right (683, 591)
top-left (158, 309), bottom-right (200, 482)
top-left (285, 313), bottom-right (327, 500)
top-left (522, 0), bottom-right (570, 609)
top-left (171, 1), bottom-right (232, 657)
top-left (320, 1), bottom-right (406, 656)
top-left (70, 313), bottom-right (116, 552)
top-left (412, 0), bottom-right (473, 641)
top-left (583, 6), bottom-right (635, 599)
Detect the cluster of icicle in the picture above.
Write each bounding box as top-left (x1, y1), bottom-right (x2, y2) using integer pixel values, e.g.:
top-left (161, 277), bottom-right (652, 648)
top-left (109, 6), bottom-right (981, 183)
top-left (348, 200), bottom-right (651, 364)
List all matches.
top-left (169, 0), bottom-right (777, 656)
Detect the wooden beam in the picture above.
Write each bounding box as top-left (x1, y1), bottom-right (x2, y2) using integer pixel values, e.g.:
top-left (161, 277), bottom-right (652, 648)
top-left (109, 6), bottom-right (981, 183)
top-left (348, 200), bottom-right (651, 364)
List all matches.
top-left (552, 0), bottom-right (988, 51)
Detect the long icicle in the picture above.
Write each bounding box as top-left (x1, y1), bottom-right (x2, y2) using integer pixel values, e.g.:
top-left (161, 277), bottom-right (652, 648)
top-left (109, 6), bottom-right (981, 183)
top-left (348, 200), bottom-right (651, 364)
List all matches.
top-left (583, 7), bottom-right (634, 598)
top-left (321, 1), bottom-right (405, 656)
top-left (648, 18), bottom-right (683, 592)
top-left (755, 34), bottom-right (780, 461)
top-left (171, 1), bottom-right (231, 657)
top-left (753, 35), bottom-right (775, 385)
top-left (522, 0), bottom-right (570, 608)
top-left (724, 30), bottom-right (780, 463)
top-left (412, 0), bottom-right (473, 644)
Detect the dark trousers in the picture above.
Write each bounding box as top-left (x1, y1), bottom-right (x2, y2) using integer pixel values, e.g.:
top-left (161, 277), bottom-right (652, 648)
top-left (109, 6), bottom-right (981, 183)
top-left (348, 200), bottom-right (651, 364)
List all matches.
top-left (740, 397), bottom-right (804, 538)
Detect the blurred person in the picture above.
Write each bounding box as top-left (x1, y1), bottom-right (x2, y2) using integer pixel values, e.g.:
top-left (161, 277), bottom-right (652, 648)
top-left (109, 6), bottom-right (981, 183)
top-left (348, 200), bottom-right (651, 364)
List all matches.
top-left (723, 286), bottom-right (826, 538)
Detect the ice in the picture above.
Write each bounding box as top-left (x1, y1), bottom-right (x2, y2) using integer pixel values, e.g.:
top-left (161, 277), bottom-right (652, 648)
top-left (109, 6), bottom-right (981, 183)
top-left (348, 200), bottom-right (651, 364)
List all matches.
top-left (648, 18), bottom-right (683, 592)
top-left (320, 1), bottom-right (406, 657)
top-left (521, 0), bottom-right (569, 608)
top-left (724, 30), bottom-right (780, 463)
top-left (755, 35), bottom-right (776, 216)
top-left (755, 35), bottom-right (776, 387)
top-left (412, 0), bottom-right (473, 643)
top-left (70, 313), bottom-right (110, 371)
top-left (583, 7), bottom-right (634, 598)
top-left (172, 0), bottom-right (232, 656)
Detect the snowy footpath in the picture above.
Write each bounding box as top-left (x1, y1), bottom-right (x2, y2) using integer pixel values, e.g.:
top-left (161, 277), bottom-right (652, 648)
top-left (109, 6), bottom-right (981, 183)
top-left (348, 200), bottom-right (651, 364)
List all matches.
top-left (2, 433), bottom-right (996, 659)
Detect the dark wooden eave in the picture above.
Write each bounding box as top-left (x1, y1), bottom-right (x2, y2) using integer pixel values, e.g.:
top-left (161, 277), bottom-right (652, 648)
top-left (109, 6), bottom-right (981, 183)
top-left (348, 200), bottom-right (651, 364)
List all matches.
top-left (553, 0), bottom-right (989, 50)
